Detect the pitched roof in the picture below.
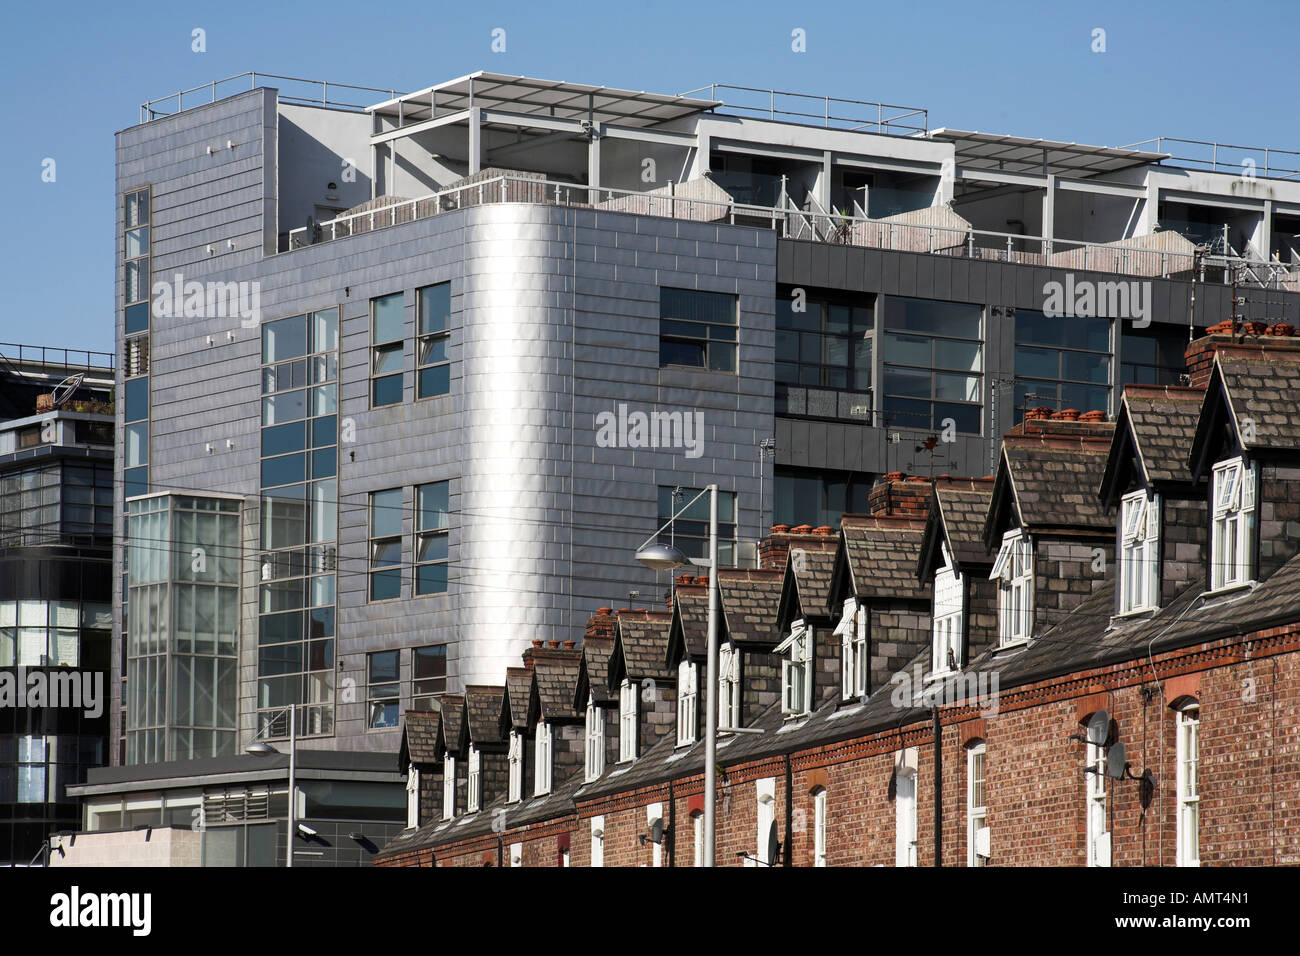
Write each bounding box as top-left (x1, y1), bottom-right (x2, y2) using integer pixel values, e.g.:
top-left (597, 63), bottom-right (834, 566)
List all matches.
top-left (718, 568), bottom-right (784, 645)
top-left (437, 695), bottom-right (466, 756)
top-left (671, 583), bottom-right (710, 660)
top-left (575, 636), bottom-right (616, 707)
top-left (776, 538), bottom-right (839, 626)
top-left (1100, 386), bottom-right (1204, 504)
top-left (465, 686), bottom-right (505, 746)
top-left (502, 667), bottom-right (532, 730)
top-left (610, 610), bottom-right (673, 689)
top-left (986, 431), bottom-right (1115, 547)
top-left (531, 649), bottom-right (582, 723)
top-left (1191, 351), bottom-right (1300, 467)
top-left (398, 710), bottom-right (440, 770)
top-left (837, 514), bottom-right (929, 602)
top-left (919, 478), bottom-right (995, 579)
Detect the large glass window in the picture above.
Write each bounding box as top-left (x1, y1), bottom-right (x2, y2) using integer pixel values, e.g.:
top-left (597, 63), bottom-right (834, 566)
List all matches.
top-left (657, 486), bottom-right (736, 565)
top-left (412, 645), bottom-right (447, 710)
top-left (1013, 308), bottom-right (1111, 419)
top-left (882, 297), bottom-right (983, 434)
top-left (774, 293), bottom-right (873, 392)
top-left (367, 651), bottom-right (400, 729)
top-left (371, 292), bottom-right (405, 407)
top-left (1122, 325), bottom-right (1188, 386)
top-left (659, 288), bottom-right (738, 372)
top-left (417, 283), bottom-right (451, 399)
top-left (369, 489), bottom-right (403, 601)
top-left (415, 481), bottom-right (449, 595)
top-left (774, 466), bottom-right (873, 529)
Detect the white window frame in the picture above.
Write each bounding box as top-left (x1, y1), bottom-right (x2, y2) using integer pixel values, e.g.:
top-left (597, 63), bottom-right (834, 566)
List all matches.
top-left (1086, 740), bottom-right (1110, 867)
top-left (442, 754), bottom-right (455, 820)
top-left (718, 643), bottom-right (741, 730)
top-left (895, 768), bottom-right (917, 867)
top-left (838, 597), bottom-right (868, 700)
top-left (1119, 489), bottom-right (1161, 614)
top-left (932, 542), bottom-right (964, 674)
top-left (591, 815), bottom-right (605, 867)
top-left (618, 678), bottom-right (638, 762)
top-left (534, 721), bottom-right (552, 796)
top-left (506, 729), bottom-right (523, 803)
top-left (813, 788), bottom-right (828, 867)
top-left (692, 811), bottom-right (704, 867)
top-left (1176, 704), bottom-right (1200, 867)
top-left (990, 529), bottom-right (1033, 646)
top-left (967, 743), bottom-right (988, 867)
top-left (778, 620), bottom-right (813, 716)
top-left (648, 802), bottom-right (664, 867)
top-left (677, 659), bottom-right (698, 746)
top-left (754, 777), bottom-right (776, 868)
top-left (406, 766), bottom-right (420, 829)
top-left (1210, 457), bottom-right (1255, 591)
top-left (584, 693), bottom-right (604, 782)
top-left (509, 841), bottom-right (522, 867)
top-left (466, 745), bottom-right (481, 813)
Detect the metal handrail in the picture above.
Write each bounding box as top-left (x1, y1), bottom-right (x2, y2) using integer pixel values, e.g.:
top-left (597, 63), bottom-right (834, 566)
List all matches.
top-left (140, 72), bottom-right (398, 123)
top-left (1123, 136), bottom-right (1300, 181)
top-left (0, 343), bottom-right (115, 371)
top-left (679, 83), bottom-right (928, 135)
top-left (283, 174), bottom-right (1296, 288)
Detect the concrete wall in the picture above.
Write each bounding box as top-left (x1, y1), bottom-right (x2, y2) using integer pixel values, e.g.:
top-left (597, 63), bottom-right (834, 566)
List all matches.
top-left (50, 827), bottom-right (201, 867)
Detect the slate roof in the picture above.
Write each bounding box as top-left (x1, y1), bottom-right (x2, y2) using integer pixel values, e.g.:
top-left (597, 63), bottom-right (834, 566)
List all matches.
top-left (918, 478), bottom-right (994, 580)
top-left (718, 568), bottom-right (784, 646)
top-left (671, 584), bottom-right (710, 659)
top-left (437, 695), bottom-right (466, 756)
top-left (1190, 352), bottom-right (1300, 468)
top-left (398, 710), bottom-right (440, 770)
top-left (776, 538), bottom-right (839, 626)
top-left (1100, 386), bottom-right (1204, 504)
top-left (610, 611), bottom-right (673, 689)
top-left (575, 636), bottom-right (616, 707)
top-left (986, 431), bottom-right (1115, 547)
top-left (837, 515), bottom-right (929, 602)
top-left (465, 686), bottom-right (505, 746)
top-left (502, 667), bottom-right (532, 730)
top-left (532, 650), bottom-right (582, 723)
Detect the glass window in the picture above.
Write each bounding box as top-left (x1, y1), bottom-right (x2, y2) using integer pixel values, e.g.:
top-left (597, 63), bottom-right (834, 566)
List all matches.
top-left (372, 293), bottom-right (405, 407)
top-left (412, 645), bottom-right (447, 709)
top-left (1122, 325), bottom-right (1188, 387)
top-left (262, 314), bottom-right (308, 365)
top-left (775, 293), bottom-right (873, 401)
top-left (369, 489), bottom-right (403, 600)
top-left (659, 288), bottom-right (738, 372)
top-left (367, 650), bottom-right (400, 728)
top-left (1176, 705), bottom-right (1200, 867)
top-left (774, 466), bottom-right (873, 528)
top-left (1013, 308), bottom-right (1111, 421)
top-left (968, 744), bottom-right (989, 867)
top-left (417, 284), bottom-right (452, 400)
top-left (1210, 457), bottom-right (1255, 590)
top-left (657, 486), bottom-right (737, 565)
top-left (415, 481), bottom-right (449, 595)
top-left (882, 297), bottom-right (983, 434)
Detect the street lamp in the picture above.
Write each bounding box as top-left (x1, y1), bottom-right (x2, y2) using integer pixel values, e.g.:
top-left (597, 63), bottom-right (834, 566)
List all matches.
top-left (245, 704), bottom-right (299, 868)
top-left (634, 483), bottom-right (720, 867)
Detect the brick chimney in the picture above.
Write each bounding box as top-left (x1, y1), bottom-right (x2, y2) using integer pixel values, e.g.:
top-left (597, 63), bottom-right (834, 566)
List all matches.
top-left (1184, 324), bottom-right (1300, 389)
top-left (867, 475), bottom-right (932, 518)
top-left (758, 525), bottom-right (833, 570)
top-left (584, 607), bottom-right (616, 642)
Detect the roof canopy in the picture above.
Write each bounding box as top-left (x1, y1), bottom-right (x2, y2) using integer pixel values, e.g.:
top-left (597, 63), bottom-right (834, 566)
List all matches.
top-left (930, 128), bottom-right (1168, 179)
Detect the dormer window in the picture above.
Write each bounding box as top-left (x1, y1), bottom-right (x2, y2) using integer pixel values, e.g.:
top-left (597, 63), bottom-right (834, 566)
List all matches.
top-left (618, 679), bottom-right (638, 762)
top-left (778, 620), bottom-right (813, 717)
top-left (507, 729), bottom-right (523, 803)
top-left (932, 543), bottom-right (963, 674)
top-left (1210, 457), bottom-right (1255, 590)
top-left (838, 598), bottom-right (867, 700)
top-left (1119, 489), bottom-right (1160, 614)
top-left (584, 693), bottom-right (604, 781)
top-left (442, 754), bottom-right (456, 819)
top-left (990, 530), bottom-right (1032, 646)
top-left (676, 660), bottom-right (698, 746)
top-left (718, 643), bottom-right (740, 730)
top-left (467, 745), bottom-right (481, 813)
top-left (534, 721), bottom-right (552, 796)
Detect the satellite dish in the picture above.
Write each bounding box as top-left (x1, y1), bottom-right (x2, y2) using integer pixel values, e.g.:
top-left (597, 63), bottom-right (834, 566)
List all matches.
top-left (649, 818), bottom-right (664, 846)
top-left (766, 820), bottom-right (780, 867)
top-left (1086, 710), bottom-right (1110, 747)
top-left (50, 374), bottom-right (85, 408)
top-left (1106, 740), bottom-right (1128, 779)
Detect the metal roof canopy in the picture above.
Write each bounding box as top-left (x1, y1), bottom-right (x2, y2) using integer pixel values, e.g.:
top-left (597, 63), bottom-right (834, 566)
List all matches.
top-left (369, 71), bottom-right (721, 129)
top-left (930, 128), bottom-right (1168, 179)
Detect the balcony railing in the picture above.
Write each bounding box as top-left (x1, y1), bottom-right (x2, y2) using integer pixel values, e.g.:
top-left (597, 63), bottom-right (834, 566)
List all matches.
top-left (680, 83), bottom-right (928, 136)
top-left (0, 343), bottom-right (115, 373)
top-left (285, 174), bottom-right (1300, 290)
top-left (140, 72), bottom-right (398, 124)
top-left (1124, 137), bottom-right (1300, 181)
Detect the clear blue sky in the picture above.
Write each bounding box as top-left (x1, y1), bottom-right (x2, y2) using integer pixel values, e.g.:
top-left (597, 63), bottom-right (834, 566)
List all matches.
top-left (2, 0), bottom-right (1295, 354)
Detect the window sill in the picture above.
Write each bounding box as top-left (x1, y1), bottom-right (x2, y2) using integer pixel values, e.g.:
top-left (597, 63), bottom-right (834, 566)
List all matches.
top-left (993, 637), bottom-right (1031, 654)
top-left (924, 667), bottom-right (959, 682)
top-left (1201, 580), bottom-right (1256, 600)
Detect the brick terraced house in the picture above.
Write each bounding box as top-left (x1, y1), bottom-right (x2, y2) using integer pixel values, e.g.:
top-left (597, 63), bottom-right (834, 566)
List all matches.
top-left (374, 327), bottom-right (1300, 867)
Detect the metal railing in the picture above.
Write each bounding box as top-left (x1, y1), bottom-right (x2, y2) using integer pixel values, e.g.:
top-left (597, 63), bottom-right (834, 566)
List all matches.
top-left (0, 343), bottom-right (115, 372)
top-left (140, 72), bottom-right (398, 124)
top-left (680, 83), bottom-right (928, 136)
top-left (284, 174), bottom-right (1299, 289)
top-left (1123, 137), bottom-right (1300, 181)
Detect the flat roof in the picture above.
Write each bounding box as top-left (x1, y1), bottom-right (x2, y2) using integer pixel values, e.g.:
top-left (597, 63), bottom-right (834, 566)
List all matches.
top-left (369, 71), bottom-right (721, 129)
top-left (929, 128), bottom-right (1169, 178)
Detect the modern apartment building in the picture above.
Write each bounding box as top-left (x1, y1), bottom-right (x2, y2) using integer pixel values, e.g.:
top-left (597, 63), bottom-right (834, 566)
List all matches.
top-left (92, 70), bottom-right (1300, 850)
top-left (0, 344), bottom-right (114, 864)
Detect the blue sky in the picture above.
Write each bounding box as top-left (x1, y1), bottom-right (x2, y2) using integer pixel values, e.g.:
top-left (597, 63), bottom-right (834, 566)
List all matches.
top-left (1, 0), bottom-right (1296, 354)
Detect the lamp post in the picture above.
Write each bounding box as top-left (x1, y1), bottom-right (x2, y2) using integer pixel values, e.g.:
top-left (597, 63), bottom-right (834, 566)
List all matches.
top-left (246, 704), bottom-right (298, 868)
top-left (635, 483), bottom-right (719, 866)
